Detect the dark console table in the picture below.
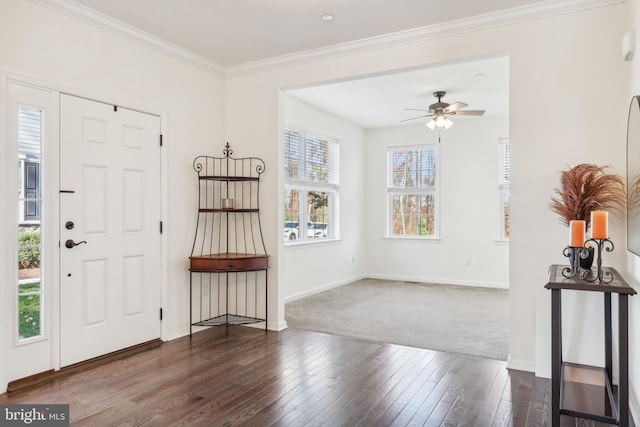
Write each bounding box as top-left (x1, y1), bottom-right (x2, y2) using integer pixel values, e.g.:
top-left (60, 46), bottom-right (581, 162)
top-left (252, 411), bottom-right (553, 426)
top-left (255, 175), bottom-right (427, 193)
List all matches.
top-left (545, 264), bottom-right (636, 426)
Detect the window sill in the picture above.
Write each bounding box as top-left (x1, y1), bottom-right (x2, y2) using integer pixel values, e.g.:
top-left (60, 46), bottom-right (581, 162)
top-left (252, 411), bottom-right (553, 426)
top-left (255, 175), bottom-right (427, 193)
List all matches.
top-left (284, 238), bottom-right (342, 248)
top-left (382, 236), bottom-right (441, 243)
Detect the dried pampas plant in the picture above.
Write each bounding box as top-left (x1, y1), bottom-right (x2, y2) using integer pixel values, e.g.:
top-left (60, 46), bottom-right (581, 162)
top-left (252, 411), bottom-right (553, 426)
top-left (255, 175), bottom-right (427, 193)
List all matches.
top-left (550, 163), bottom-right (626, 229)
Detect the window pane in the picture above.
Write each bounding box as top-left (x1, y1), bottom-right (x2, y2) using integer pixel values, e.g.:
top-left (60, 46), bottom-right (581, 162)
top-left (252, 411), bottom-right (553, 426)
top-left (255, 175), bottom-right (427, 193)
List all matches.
top-left (305, 136), bottom-right (329, 184)
top-left (284, 129), bottom-right (301, 179)
top-left (17, 106), bottom-right (43, 340)
top-left (501, 189), bottom-right (510, 239)
top-left (391, 193), bottom-right (435, 236)
top-left (284, 188), bottom-right (300, 241)
top-left (18, 281), bottom-right (41, 339)
top-left (390, 147), bottom-right (436, 188)
top-left (307, 191), bottom-right (329, 239)
top-left (499, 139), bottom-right (510, 185)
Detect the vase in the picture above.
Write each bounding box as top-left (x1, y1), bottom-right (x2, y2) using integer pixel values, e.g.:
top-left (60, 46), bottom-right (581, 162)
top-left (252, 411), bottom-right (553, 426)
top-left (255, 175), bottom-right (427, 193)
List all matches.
top-left (569, 246), bottom-right (594, 269)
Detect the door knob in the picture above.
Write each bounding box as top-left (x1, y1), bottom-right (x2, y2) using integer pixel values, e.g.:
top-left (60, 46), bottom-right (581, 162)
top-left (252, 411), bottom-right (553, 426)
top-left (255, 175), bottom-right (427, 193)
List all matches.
top-left (65, 239), bottom-right (87, 249)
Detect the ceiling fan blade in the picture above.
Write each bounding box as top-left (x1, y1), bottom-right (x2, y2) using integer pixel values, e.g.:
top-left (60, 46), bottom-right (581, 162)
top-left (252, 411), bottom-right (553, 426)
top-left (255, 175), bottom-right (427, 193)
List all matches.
top-left (452, 110), bottom-right (485, 116)
top-left (444, 102), bottom-right (468, 112)
top-left (404, 108), bottom-right (429, 112)
top-left (400, 114), bottom-right (431, 122)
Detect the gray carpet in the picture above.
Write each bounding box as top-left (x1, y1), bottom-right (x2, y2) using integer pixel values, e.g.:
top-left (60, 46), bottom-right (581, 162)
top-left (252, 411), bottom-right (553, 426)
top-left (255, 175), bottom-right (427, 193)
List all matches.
top-left (285, 278), bottom-right (510, 360)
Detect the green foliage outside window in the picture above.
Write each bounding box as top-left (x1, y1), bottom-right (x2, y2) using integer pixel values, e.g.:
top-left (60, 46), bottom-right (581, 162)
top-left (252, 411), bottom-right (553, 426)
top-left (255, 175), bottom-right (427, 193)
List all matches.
top-left (18, 283), bottom-right (41, 339)
top-left (18, 230), bottom-right (40, 268)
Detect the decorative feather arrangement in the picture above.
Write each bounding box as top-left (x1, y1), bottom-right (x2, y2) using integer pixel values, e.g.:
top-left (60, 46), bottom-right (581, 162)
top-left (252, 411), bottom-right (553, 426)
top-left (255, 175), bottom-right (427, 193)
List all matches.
top-left (550, 163), bottom-right (626, 229)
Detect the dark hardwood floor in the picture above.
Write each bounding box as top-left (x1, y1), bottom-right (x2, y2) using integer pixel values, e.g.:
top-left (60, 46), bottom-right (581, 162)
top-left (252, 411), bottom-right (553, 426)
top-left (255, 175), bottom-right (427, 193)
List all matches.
top-left (0, 327), bottom-right (633, 426)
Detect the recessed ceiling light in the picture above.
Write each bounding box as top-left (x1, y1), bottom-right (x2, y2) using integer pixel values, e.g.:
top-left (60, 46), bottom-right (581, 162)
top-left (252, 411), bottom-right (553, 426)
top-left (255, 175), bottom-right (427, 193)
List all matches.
top-left (321, 14), bottom-right (334, 21)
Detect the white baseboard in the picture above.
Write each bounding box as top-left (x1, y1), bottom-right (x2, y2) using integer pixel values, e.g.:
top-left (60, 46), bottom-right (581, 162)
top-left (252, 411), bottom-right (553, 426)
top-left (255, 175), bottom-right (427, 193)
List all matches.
top-left (167, 319), bottom-right (283, 341)
top-left (507, 355), bottom-right (535, 373)
top-left (166, 328), bottom-right (190, 341)
top-left (284, 274), bottom-right (366, 303)
top-left (630, 382), bottom-right (639, 424)
top-left (271, 320), bottom-right (288, 331)
top-left (366, 273), bottom-right (509, 289)
top-left (284, 273), bottom-right (506, 304)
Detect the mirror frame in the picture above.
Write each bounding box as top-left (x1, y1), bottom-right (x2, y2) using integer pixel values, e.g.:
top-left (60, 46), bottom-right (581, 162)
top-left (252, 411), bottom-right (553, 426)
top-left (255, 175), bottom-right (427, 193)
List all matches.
top-left (627, 95), bottom-right (640, 256)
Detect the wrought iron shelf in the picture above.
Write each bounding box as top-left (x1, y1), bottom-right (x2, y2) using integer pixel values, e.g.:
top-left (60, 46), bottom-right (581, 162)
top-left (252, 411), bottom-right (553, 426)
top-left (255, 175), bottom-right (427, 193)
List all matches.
top-left (198, 175), bottom-right (259, 182)
top-left (193, 314), bottom-right (265, 327)
top-left (189, 143), bottom-right (268, 336)
top-left (197, 208), bottom-right (259, 213)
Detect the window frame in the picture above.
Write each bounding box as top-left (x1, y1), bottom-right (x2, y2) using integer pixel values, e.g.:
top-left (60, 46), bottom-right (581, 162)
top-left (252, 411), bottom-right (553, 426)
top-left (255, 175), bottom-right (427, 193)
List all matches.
top-left (386, 144), bottom-right (439, 240)
top-left (16, 104), bottom-right (45, 344)
top-left (498, 138), bottom-right (510, 241)
top-left (283, 128), bottom-right (339, 244)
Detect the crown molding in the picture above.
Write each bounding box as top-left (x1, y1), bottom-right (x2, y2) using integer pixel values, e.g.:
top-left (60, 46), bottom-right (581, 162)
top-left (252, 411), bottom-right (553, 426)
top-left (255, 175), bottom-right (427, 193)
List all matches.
top-left (30, 0), bottom-right (622, 79)
top-left (225, 0), bottom-right (623, 78)
top-left (31, 0), bottom-right (224, 75)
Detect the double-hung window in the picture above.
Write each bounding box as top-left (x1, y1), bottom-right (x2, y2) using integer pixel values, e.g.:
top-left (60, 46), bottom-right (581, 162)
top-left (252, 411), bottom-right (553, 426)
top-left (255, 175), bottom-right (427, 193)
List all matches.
top-left (387, 145), bottom-right (438, 238)
top-left (284, 128), bottom-right (339, 243)
top-left (498, 138), bottom-right (510, 240)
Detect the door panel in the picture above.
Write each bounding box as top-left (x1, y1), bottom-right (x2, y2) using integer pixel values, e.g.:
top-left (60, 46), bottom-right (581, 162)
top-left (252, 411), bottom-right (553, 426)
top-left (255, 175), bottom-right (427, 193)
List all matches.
top-left (60, 95), bottom-right (161, 367)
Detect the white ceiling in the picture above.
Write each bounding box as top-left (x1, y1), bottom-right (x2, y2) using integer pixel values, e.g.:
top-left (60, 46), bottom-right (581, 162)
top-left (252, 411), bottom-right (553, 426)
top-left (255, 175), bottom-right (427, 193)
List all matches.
top-left (70, 0), bottom-right (541, 67)
top-left (64, 0), bottom-right (520, 129)
top-left (286, 56), bottom-right (509, 129)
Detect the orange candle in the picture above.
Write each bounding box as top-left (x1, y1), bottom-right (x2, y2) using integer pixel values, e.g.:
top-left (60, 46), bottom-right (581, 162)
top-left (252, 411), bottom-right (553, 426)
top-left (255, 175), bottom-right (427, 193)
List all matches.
top-left (591, 211), bottom-right (608, 239)
top-left (569, 220), bottom-right (585, 247)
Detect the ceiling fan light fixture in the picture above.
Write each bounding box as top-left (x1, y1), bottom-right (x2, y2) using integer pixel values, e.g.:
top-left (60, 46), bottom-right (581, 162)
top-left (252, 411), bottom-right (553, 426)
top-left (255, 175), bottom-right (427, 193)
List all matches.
top-left (426, 119), bottom-right (436, 130)
top-left (444, 117), bottom-right (454, 129)
top-left (435, 115), bottom-right (446, 128)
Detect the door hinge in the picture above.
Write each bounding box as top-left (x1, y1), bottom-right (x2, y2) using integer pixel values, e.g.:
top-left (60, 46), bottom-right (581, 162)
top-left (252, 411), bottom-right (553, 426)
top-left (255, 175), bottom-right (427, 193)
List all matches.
top-left (113, 105), bottom-right (118, 112)
top-left (160, 221), bottom-right (163, 234)
top-left (160, 134), bottom-right (163, 147)
top-left (160, 308), bottom-right (163, 321)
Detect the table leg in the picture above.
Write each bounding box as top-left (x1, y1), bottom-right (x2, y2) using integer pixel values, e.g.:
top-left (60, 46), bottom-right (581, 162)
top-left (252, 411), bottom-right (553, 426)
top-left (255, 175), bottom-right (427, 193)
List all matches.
top-left (605, 293), bottom-right (612, 384)
top-left (551, 289), bottom-right (562, 427)
top-left (619, 294), bottom-right (629, 427)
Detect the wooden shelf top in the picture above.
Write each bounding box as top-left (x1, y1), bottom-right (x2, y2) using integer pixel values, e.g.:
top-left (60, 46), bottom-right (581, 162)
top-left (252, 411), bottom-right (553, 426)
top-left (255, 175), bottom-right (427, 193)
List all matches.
top-left (190, 253), bottom-right (268, 260)
top-left (544, 264), bottom-right (637, 295)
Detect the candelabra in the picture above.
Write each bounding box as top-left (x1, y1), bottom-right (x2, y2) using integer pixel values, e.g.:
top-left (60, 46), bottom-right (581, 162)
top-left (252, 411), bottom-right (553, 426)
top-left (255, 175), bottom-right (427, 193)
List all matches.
top-left (561, 246), bottom-right (590, 279)
top-left (583, 238), bottom-right (614, 284)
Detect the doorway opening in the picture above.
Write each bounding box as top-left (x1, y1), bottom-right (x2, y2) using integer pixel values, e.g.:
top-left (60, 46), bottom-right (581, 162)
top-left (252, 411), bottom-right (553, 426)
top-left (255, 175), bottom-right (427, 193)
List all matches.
top-left (280, 55), bottom-right (510, 359)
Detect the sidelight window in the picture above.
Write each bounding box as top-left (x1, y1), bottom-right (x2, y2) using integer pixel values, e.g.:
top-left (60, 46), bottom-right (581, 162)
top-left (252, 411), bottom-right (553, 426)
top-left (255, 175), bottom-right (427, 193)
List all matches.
top-left (17, 106), bottom-right (43, 341)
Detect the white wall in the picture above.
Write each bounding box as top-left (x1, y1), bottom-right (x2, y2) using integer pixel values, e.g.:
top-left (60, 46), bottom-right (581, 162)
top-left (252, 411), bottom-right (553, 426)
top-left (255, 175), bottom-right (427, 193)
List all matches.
top-left (365, 116), bottom-right (509, 288)
top-left (281, 96), bottom-right (366, 302)
top-left (224, 2), bottom-right (628, 379)
top-left (0, 0), bottom-right (223, 390)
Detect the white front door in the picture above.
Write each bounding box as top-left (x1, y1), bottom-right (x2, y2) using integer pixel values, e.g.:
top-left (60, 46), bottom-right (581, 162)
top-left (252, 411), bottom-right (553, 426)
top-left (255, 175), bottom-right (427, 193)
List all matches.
top-left (60, 94), bottom-right (161, 367)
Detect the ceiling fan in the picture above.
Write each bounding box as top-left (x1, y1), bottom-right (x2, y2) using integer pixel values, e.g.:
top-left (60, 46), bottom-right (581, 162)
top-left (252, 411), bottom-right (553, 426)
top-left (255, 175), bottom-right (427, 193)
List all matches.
top-left (402, 91), bottom-right (485, 130)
